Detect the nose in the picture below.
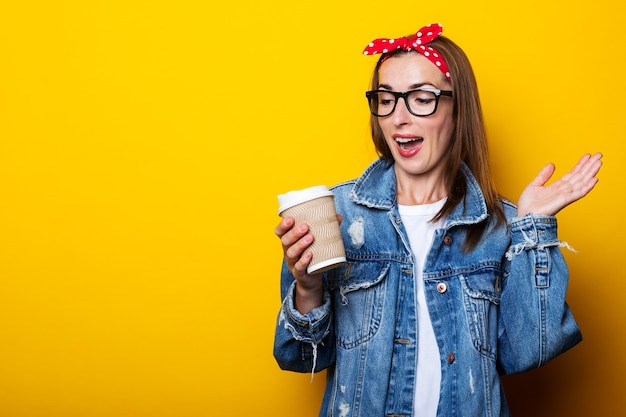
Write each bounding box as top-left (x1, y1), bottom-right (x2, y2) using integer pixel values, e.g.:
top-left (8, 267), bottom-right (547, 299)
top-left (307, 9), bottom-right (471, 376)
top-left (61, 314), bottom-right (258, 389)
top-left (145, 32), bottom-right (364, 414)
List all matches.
top-left (392, 97), bottom-right (411, 125)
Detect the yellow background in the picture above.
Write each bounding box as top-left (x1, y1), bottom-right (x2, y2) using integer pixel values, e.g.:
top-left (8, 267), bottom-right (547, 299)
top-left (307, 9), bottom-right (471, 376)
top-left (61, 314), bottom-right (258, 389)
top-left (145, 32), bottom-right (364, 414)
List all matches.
top-left (0, 1), bottom-right (623, 416)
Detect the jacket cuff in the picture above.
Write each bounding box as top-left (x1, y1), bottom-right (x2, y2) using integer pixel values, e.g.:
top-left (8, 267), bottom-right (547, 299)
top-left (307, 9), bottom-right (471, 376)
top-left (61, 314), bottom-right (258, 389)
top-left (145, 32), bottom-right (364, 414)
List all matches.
top-left (506, 214), bottom-right (562, 260)
top-left (279, 281), bottom-right (332, 345)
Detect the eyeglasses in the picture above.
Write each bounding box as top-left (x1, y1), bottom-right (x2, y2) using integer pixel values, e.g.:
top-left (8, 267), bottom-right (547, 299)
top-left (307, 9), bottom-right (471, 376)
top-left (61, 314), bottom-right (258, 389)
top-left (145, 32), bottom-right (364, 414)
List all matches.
top-left (365, 88), bottom-right (453, 117)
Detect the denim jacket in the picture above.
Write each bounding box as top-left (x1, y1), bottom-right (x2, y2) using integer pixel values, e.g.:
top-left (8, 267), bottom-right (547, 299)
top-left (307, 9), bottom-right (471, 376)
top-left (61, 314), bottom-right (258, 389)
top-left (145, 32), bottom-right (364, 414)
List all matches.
top-left (274, 158), bottom-right (582, 417)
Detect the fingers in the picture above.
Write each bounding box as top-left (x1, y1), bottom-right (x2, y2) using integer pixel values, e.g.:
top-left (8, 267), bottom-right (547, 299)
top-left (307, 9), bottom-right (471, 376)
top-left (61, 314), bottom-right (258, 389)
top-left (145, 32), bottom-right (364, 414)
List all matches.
top-left (274, 216), bottom-right (295, 238)
top-left (275, 216), bottom-right (314, 277)
top-left (578, 153), bottom-right (602, 182)
top-left (576, 158), bottom-right (602, 197)
top-left (563, 152), bottom-right (602, 180)
top-left (580, 152), bottom-right (603, 180)
top-left (571, 153), bottom-right (592, 174)
top-left (277, 218), bottom-right (310, 251)
top-left (577, 152), bottom-right (602, 169)
top-left (290, 247), bottom-right (313, 277)
top-left (516, 153), bottom-right (602, 217)
top-left (553, 152), bottom-right (603, 208)
top-left (530, 163), bottom-right (556, 187)
top-left (284, 229), bottom-right (313, 266)
top-left (276, 213), bottom-right (343, 280)
top-left (561, 153), bottom-right (603, 195)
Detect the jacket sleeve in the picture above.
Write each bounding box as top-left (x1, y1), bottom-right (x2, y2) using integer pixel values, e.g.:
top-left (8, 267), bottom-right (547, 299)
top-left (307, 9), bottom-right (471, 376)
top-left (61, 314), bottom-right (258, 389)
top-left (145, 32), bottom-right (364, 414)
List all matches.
top-left (273, 260), bottom-right (336, 374)
top-left (497, 214), bottom-right (582, 374)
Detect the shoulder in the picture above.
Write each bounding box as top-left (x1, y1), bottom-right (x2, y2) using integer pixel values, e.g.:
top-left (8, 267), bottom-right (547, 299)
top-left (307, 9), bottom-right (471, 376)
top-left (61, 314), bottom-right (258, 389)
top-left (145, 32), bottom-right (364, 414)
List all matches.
top-left (330, 179), bottom-right (356, 195)
top-left (330, 179), bottom-right (357, 213)
top-left (328, 158), bottom-right (385, 202)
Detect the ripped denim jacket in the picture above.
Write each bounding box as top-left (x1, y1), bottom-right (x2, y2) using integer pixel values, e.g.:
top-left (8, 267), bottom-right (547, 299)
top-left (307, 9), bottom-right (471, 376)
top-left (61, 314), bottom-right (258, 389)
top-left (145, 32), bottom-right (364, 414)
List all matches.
top-left (273, 158), bottom-right (582, 417)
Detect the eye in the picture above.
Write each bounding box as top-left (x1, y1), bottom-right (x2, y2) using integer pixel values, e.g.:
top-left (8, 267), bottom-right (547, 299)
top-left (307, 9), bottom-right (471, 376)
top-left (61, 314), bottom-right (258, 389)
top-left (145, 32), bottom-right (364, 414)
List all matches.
top-left (416, 97), bottom-right (434, 105)
top-left (410, 90), bottom-right (436, 106)
top-left (378, 92), bottom-right (396, 106)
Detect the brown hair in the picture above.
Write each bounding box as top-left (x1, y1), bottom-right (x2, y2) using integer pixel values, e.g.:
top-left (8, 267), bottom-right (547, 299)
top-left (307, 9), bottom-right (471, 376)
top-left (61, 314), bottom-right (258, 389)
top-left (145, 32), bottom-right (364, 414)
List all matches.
top-left (369, 36), bottom-right (505, 250)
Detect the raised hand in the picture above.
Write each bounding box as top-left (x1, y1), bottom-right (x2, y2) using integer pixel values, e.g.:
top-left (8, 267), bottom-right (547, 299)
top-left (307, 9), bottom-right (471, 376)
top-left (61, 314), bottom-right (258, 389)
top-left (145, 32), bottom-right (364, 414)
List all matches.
top-left (516, 153), bottom-right (603, 217)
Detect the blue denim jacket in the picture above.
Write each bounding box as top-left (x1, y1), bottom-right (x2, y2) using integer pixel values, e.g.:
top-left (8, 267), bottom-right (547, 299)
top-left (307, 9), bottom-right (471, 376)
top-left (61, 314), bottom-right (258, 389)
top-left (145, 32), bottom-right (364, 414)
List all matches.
top-left (274, 158), bottom-right (582, 417)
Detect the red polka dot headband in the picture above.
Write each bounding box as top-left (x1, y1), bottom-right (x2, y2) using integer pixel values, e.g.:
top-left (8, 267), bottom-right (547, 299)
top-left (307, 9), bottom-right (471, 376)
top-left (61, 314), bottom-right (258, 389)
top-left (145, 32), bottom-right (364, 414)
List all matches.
top-left (363, 23), bottom-right (451, 81)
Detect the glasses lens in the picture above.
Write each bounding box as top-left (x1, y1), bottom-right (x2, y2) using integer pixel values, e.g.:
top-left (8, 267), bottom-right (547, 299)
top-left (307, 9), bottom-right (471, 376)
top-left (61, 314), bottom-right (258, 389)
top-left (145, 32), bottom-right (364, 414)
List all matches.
top-left (406, 90), bottom-right (437, 116)
top-left (368, 90), bottom-right (438, 117)
top-left (368, 91), bottom-right (396, 117)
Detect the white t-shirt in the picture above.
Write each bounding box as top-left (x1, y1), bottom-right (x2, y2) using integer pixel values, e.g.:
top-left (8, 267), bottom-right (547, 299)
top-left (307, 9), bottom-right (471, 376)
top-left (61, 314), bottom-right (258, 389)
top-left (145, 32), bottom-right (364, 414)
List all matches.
top-left (398, 198), bottom-right (446, 417)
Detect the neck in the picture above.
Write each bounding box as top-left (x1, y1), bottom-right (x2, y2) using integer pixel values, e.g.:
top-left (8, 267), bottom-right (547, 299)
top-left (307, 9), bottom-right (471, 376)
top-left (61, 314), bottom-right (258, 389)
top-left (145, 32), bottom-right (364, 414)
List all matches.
top-left (395, 167), bottom-right (447, 206)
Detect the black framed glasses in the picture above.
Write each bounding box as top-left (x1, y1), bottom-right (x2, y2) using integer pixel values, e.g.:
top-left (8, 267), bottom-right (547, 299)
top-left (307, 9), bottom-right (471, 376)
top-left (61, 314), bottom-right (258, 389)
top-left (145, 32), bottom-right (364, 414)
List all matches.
top-left (365, 88), bottom-right (453, 117)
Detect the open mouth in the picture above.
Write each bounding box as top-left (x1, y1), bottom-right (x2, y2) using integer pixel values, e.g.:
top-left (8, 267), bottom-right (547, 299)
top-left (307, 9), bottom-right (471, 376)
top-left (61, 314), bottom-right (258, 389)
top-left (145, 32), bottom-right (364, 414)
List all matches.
top-left (395, 137), bottom-right (423, 151)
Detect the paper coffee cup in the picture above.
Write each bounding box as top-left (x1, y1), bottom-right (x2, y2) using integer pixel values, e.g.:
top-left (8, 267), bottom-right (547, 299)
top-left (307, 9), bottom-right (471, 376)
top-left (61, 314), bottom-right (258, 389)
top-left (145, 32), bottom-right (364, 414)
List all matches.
top-left (278, 185), bottom-right (346, 274)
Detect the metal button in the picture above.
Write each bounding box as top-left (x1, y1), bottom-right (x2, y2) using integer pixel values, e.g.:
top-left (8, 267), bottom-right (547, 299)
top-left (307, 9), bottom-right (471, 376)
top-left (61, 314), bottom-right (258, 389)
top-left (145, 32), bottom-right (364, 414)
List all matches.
top-left (443, 235), bottom-right (452, 245)
top-left (447, 353), bottom-right (455, 364)
top-left (436, 283), bottom-right (447, 293)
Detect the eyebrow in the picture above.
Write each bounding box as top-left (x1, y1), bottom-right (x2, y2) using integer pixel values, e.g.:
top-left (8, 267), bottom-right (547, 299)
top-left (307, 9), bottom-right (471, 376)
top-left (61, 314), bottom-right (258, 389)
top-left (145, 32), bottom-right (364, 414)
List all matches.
top-left (378, 82), bottom-right (435, 90)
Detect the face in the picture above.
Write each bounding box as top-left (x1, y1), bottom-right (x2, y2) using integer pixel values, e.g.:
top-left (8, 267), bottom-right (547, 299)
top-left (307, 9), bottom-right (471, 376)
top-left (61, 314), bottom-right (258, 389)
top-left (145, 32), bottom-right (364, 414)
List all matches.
top-left (376, 52), bottom-right (454, 184)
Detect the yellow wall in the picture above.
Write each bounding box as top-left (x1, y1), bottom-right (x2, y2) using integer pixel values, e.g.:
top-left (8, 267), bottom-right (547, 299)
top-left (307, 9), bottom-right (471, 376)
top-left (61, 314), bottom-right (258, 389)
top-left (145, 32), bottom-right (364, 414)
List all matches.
top-left (0, 1), bottom-right (623, 416)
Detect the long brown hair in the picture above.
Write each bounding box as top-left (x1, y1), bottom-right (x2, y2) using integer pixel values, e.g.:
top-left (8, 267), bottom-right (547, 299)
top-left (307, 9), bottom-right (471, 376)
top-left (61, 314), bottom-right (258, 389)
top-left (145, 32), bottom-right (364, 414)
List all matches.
top-left (369, 35), bottom-right (505, 251)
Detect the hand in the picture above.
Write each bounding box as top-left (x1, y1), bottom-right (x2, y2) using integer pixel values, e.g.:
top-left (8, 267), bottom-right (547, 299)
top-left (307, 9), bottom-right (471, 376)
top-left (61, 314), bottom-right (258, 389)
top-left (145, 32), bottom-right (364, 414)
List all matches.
top-left (275, 215), bottom-right (340, 313)
top-left (274, 214), bottom-right (343, 313)
top-left (517, 152), bottom-right (603, 216)
top-left (275, 216), bottom-right (319, 286)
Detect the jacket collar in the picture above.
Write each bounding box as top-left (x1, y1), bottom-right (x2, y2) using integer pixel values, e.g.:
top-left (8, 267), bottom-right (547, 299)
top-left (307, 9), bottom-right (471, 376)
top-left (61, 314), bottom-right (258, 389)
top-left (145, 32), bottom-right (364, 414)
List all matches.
top-left (349, 158), bottom-right (489, 226)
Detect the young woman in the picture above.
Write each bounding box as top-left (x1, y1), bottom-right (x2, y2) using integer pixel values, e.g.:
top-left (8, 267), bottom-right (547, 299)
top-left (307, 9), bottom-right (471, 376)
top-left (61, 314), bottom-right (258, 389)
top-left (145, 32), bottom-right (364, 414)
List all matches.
top-left (273, 23), bottom-right (603, 417)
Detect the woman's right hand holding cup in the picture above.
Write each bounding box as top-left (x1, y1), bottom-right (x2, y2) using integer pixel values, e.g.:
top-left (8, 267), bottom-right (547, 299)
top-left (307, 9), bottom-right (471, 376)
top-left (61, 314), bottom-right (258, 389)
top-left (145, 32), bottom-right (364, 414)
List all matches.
top-left (275, 216), bottom-right (324, 314)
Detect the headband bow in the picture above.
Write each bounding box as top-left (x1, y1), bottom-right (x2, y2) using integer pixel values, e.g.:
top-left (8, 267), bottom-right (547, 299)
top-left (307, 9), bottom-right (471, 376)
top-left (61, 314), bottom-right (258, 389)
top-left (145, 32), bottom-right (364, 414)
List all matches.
top-left (363, 23), bottom-right (451, 81)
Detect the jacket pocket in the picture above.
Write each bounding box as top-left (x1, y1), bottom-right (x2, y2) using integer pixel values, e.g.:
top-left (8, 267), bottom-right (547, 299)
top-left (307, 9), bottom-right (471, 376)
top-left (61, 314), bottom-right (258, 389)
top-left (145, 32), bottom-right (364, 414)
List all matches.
top-left (328, 260), bottom-right (390, 349)
top-left (460, 269), bottom-right (501, 360)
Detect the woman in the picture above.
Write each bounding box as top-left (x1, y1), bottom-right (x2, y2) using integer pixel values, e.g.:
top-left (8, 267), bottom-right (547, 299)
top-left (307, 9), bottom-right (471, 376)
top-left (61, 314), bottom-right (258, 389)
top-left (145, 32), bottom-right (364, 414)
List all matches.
top-left (273, 23), bottom-right (602, 417)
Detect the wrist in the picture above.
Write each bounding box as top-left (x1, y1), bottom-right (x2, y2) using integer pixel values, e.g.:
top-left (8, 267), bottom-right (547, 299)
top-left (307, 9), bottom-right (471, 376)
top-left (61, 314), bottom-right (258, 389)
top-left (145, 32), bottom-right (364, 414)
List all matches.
top-left (294, 280), bottom-right (324, 314)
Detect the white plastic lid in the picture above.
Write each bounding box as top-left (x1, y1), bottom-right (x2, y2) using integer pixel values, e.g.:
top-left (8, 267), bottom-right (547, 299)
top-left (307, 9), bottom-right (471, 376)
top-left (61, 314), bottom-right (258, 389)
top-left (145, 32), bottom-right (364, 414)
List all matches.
top-left (277, 185), bottom-right (333, 214)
